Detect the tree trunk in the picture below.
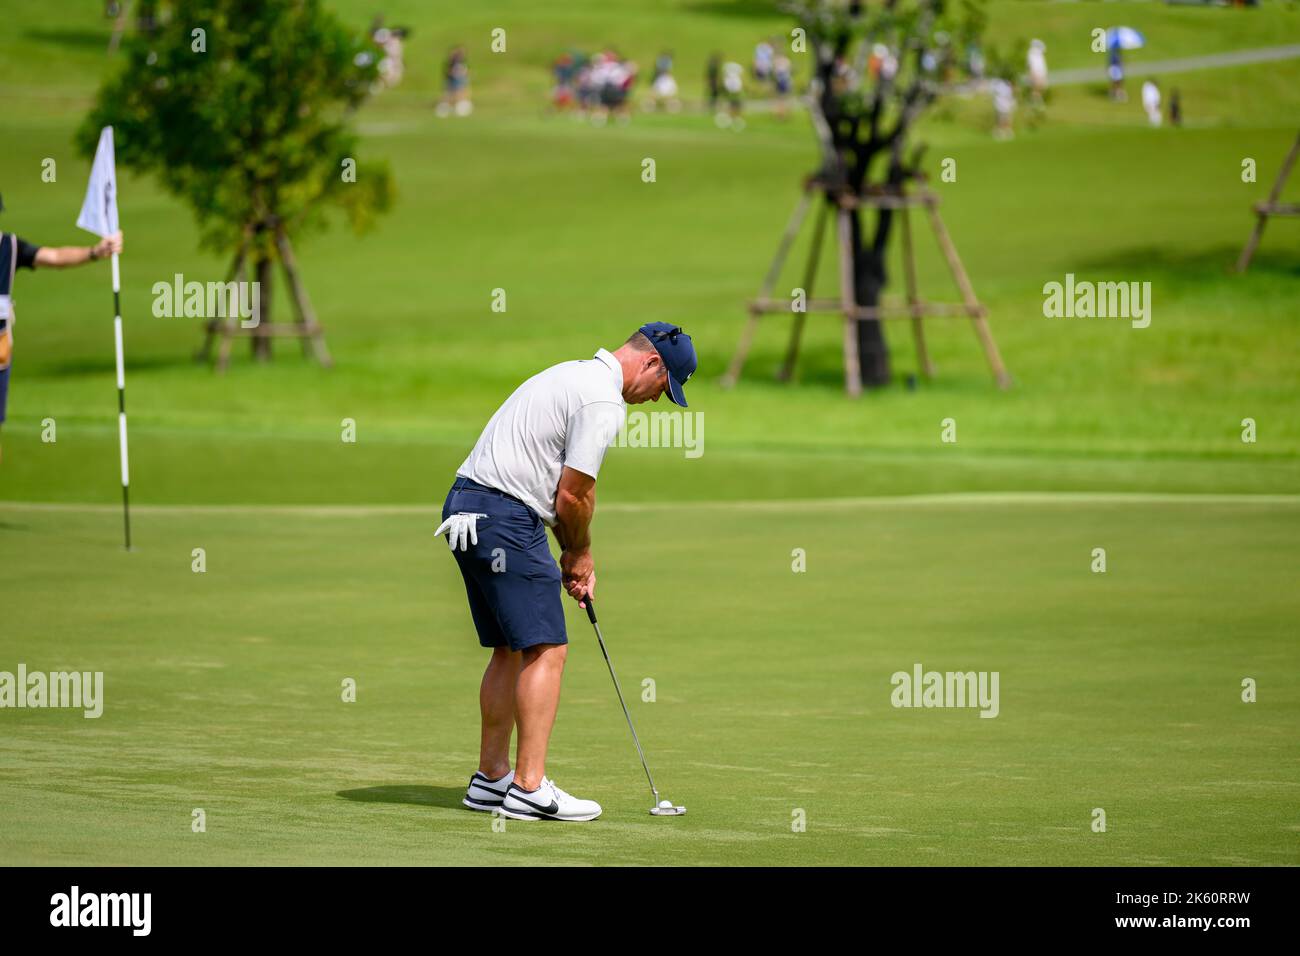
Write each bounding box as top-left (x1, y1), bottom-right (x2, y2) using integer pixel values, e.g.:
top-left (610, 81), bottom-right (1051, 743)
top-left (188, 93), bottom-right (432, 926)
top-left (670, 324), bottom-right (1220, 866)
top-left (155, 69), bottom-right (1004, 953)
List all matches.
top-left (252, 255), bottom-right (273, 362)
top-left (850, 209), bottom-right (892, 387)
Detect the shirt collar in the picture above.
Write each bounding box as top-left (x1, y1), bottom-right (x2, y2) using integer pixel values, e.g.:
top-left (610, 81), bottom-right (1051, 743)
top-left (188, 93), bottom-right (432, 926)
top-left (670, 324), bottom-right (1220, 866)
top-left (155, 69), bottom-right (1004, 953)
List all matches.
top-left (593, 348), bottom-right (624, 395)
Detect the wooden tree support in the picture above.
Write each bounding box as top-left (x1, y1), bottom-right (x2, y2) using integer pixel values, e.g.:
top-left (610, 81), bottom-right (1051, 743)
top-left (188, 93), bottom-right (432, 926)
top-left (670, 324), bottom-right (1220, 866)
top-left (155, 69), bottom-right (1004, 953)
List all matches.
top-left (721, 178), bottom-right (1011, 395)
top-left (1236, 130), bottom-right (1300, 274)
top-left (196, 226), bottom-right (333, 373)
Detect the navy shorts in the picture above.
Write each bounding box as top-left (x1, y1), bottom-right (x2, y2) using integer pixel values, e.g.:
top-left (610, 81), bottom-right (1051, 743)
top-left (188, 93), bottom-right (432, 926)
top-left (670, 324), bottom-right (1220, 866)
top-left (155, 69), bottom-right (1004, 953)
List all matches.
top-left (442, 477), bottom-right (568, 651)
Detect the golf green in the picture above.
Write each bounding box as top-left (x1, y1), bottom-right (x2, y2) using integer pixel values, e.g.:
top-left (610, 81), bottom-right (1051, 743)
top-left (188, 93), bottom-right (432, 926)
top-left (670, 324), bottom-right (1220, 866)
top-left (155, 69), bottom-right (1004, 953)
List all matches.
top-left (2, 497), bottom-right (1295, 865)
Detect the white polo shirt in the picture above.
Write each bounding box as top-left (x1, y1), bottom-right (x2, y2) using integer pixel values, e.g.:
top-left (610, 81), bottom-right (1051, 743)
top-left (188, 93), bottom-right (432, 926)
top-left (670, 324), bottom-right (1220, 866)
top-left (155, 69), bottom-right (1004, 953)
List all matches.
top-left (456, 349), bottom-right (627, 526)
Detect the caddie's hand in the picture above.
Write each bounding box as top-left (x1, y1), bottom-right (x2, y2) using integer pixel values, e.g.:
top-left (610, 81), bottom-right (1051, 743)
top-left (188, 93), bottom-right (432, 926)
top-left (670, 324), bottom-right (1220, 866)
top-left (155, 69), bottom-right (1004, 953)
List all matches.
top-left (94, 231), bottom-right (124, 259)
top-left (435, 512), bottom-right (486, 551)
top-left (561, 549), bottom-right (594, 603)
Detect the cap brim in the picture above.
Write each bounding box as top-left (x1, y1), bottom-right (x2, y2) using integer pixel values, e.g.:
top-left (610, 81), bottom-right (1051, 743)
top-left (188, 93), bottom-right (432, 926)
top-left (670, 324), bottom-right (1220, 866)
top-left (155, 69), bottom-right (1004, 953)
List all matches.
top-left (667, 374), bottom-right (688, 407)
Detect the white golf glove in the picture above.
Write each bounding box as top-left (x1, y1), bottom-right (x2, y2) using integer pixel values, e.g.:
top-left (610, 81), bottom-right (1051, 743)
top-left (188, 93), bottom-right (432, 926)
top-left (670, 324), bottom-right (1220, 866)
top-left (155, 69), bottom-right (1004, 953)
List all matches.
top-left (435, 512), bottom-right (487, 551)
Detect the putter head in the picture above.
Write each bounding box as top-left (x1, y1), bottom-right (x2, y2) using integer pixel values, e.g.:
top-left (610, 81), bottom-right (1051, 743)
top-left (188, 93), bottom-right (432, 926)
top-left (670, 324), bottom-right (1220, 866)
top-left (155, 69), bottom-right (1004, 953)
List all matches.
top-left (649, 804), bottom-right (687, 816)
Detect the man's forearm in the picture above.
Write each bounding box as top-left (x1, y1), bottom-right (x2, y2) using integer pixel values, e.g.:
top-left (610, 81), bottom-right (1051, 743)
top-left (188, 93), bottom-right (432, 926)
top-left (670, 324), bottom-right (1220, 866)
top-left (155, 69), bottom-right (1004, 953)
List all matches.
top-left (34, 232), bottom-right (122, 269)
top-left (554, 491), bottom-right (594, 554)
top-left (35, 245), bottom-right (97, 269)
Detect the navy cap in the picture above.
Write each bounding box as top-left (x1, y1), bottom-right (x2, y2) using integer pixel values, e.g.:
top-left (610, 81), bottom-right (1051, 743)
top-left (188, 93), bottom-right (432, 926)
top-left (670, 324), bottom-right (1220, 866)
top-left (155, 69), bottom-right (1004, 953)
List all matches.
top-left (639, 322), bottom-right (697, 407)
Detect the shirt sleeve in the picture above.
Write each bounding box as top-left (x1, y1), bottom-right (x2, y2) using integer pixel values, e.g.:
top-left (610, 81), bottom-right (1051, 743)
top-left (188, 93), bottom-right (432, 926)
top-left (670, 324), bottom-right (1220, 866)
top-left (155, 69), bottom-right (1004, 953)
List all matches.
top-left (16, 238), bottom-right (40, 270)
top-left (564, 402), bottom-right (625, 480)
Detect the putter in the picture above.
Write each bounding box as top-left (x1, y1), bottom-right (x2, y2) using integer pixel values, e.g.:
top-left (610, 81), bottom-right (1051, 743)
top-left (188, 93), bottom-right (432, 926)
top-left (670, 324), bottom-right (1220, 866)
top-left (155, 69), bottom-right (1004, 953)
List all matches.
top-left (583, 595), bottom-right (686, 816)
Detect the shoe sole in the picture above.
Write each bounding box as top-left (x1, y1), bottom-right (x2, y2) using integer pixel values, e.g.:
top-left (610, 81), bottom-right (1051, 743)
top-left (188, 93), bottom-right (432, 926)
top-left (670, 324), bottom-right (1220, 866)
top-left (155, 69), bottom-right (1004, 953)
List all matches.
top-left (462, 796), bottom-right (504, 812)
top-left (497, 805), bottom-right (602, 823)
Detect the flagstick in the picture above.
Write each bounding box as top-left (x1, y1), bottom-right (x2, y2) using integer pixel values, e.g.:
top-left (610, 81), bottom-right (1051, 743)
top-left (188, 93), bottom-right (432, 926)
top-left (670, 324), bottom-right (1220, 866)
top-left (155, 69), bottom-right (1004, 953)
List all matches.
top-left (111, 251), bottom-right (131, 551)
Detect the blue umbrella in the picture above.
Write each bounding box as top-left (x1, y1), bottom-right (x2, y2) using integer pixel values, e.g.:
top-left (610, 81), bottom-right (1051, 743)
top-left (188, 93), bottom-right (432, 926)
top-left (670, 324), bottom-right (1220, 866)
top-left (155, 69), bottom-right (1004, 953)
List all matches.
top-left (1107, 27), bottom-right (1146, 51)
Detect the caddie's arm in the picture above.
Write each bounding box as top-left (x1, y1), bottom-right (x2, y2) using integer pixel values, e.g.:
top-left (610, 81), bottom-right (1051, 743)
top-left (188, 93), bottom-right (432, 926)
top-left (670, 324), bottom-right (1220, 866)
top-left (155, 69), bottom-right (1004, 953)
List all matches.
top-left (33, 231), bottom-right (123, 269)
top-left (554, 465), bottom-right (596, 602)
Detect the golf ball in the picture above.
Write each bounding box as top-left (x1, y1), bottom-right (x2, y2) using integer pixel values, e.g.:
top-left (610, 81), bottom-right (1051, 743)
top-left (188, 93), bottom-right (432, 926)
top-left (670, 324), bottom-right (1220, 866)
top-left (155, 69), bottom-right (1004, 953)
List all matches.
top-left (658, 800), bottom-right (673, 809)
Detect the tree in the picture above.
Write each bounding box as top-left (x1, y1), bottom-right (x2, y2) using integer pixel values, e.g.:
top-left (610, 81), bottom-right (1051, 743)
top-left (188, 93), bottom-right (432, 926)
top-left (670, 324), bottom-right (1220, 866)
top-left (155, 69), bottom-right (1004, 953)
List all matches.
top-left (80, 0), bottom-right (393, 364)
top-left (787, 0), bottom-right (986, 386)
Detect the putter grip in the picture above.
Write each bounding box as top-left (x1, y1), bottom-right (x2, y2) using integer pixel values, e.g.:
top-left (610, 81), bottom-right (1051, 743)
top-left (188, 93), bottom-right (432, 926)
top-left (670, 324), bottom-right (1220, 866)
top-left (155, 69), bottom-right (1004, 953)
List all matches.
top-left (584, 595), bottom-right (597, 624)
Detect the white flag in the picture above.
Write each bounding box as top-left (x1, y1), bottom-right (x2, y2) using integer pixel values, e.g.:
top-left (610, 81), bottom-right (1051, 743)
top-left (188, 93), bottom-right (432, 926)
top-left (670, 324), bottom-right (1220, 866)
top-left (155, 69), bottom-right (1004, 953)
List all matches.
top-left (77, 126), bottom-right (120, 238)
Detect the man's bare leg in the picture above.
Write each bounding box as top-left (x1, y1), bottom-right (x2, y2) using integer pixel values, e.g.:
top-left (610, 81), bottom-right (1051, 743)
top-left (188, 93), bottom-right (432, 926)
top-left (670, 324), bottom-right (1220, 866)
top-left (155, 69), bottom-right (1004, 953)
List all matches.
top-left (513, 643), bottom-right (567, 790)
top-left (478, 646), bottom-right (521, 779)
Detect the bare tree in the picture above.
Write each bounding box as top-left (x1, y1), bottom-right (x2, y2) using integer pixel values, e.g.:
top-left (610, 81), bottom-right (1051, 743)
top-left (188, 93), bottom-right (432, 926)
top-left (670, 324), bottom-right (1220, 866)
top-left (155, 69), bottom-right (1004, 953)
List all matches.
top-left (787, 0), bottom-right (985, 386)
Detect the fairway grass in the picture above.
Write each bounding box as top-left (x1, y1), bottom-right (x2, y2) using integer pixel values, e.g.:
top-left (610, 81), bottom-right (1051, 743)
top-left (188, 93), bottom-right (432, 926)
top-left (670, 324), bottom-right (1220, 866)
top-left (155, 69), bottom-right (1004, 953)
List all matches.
top-left (2, 497), bottom-right (1296, 866)
top-left (1, 4), bottom-right (1299, 509)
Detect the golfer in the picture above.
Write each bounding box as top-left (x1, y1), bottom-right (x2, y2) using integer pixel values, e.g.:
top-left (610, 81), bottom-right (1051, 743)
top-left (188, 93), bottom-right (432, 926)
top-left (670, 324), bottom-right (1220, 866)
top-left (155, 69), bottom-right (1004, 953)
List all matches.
top-left (0, 193), bottom-right (124, 460)
top-left (437, 322), bottom-right (696, 821)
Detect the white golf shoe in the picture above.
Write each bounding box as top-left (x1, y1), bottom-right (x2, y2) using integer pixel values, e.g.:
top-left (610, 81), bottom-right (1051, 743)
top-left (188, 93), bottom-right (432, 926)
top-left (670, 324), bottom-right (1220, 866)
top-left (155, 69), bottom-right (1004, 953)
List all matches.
top-left (499, 776), bottom-right (602, 822)
top-left (462, 770), bottom-right (514, 812)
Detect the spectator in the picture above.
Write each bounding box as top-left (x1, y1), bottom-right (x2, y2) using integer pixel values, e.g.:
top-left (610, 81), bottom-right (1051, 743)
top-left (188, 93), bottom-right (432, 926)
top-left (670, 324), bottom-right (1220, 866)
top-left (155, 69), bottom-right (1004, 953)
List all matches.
top-left (582, 50), bottom-right (637, 126)
top-left (773, 51), bottom-right (793, 119)
top-left (1027, 39), bottom-right (1048, 107)
top-left (551, 52), bottom-right (580, 112)
top-left (706, 53), bottom-right (722, 113)
top-left (646, 51), bottom-right (681, 113)
top-left (991, 77), bottom-right (1015, 140)
top-left (753, 39), bottom-right (774, 85)
top-left (372, 25), bottom-right (408, 90)
top-left (437, 45), bottom-right (472, 117)
top-left (1107, 45), bottom-right (1126, 102)
top-left (0, 195), bottom-right (124, 462)
top-left (1142, 80), bottom-right (1161, 127)
top-left (718, 61), bottom-right (745, 129)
